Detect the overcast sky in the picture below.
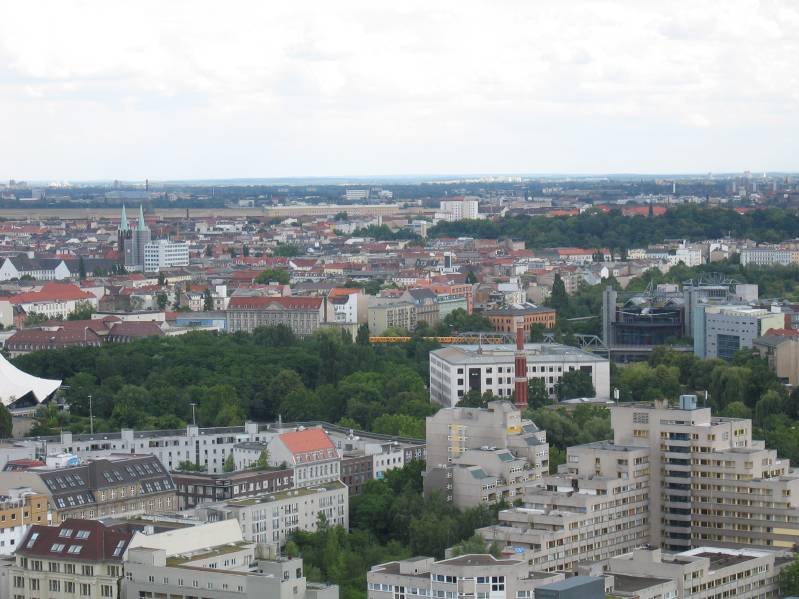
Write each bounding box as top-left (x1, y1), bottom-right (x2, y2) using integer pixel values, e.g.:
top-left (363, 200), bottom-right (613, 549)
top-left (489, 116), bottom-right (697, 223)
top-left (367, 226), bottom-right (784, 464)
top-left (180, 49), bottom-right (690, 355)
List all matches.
top-left (1, 0), bottom-right (797, 181)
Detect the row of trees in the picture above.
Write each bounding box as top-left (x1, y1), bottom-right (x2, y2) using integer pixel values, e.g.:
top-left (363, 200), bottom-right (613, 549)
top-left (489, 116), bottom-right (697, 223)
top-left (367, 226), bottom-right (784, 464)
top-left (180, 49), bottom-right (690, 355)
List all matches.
top-left (429, 205), bottom-right (799, 252)
top-left (15, 326), bottom-right (440, 438)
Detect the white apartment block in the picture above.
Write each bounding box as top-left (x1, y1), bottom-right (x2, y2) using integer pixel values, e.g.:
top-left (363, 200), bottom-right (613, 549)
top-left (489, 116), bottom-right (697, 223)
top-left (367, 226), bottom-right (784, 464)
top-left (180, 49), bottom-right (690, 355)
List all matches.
top-left (143, 240), bottom-right (190, 272)
top-left (740, 247), bottom-right (799, 267)
top-left (437, 197), bottom-right (479, 221)
top-left (196, 480), bottom-right (349, 548)
top-left (429, 344), bottom-right (610, 407)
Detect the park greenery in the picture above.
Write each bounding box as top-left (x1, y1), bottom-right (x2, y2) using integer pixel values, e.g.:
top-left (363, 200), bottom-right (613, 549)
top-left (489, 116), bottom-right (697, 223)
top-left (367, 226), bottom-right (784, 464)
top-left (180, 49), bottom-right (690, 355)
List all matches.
top-left (290, 461), bottom-right (500, 599)
top-left (429, 205), bottom-right (799, 252)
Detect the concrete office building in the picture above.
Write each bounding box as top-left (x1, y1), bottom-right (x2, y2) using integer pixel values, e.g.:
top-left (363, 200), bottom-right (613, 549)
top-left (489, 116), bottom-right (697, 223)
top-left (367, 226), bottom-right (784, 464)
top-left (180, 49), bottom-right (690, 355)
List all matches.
top-left (424, 402), bottom-right (548, 508)
top-left (143, 240), bottom-right (190, 272)
top-left (367, 555), bottom-right (564, 599)
top-left (611, 398), bottom-right (799, 551)
top-left (695, 305), bottom-right (784, 360)
top-left (195, 480), bottom-right (348, 548)
top-left (368, 302), bottom-right (417, 335)
top-left (429, 344), bottom-right (610, 407)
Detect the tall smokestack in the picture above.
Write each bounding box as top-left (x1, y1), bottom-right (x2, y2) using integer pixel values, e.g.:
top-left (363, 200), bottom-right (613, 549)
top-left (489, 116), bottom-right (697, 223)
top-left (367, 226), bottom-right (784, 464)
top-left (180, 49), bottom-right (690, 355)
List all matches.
top-left (514, 325), bottom-right (528, 408)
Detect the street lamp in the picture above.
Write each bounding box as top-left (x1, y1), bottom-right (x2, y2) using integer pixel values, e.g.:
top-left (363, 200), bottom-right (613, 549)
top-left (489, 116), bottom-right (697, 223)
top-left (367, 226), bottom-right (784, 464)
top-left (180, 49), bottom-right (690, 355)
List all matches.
top-left (88, 394), bottom-right (94, 435)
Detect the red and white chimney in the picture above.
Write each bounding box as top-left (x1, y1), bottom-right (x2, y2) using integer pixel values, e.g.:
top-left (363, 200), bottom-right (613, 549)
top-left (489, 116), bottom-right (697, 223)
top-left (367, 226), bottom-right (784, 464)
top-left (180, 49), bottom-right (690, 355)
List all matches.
top-left (514, 325), bottom-right (528, 408)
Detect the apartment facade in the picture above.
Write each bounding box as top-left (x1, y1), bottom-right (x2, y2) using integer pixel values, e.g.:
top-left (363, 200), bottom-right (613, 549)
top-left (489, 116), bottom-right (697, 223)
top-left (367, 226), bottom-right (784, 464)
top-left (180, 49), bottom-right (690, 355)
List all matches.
top-left (429, 343), bottom-right (610, 407)
top-left (368, 302), bottom-right (417, 335)
top-left (143, 240), bottom-right (190, 273)
top-left (611, 400), bottom-right (799, 552)
top-left (0, 489), bottom-right (49, 556)
top-left (0, 455), bottom-right (176, 523)
top-left (196, 480), bottom-right (348, 547)
top-left (10, 519), bottom-right (132, 599)
top-left (368, 555), bottom-right (563, 599)
top-left (226, 296), bottom-right (324, 336)
top-left (483, 304), bottom-right (556, 333)
top-left (267, 428), bottom-right (341, 488)
top-left (172, 468), bottom-right (294, 510)
top-left (424, 402), bottom-right (549, 507)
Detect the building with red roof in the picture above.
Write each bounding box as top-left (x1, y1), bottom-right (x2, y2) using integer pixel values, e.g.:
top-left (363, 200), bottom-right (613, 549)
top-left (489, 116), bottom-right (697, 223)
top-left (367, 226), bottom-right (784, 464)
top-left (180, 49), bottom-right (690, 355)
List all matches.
top-left (267, 428), bottom-right (340, 488)
top-left (226, 296), bottom-right (324, 336)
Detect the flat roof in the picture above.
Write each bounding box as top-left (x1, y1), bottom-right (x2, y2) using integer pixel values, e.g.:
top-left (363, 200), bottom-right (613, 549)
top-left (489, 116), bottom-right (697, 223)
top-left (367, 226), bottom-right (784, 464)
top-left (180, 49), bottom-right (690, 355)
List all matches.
top-left (612, 574), bottom-right (672, 593)
top-left (431, 343), bottom-right (607, 365)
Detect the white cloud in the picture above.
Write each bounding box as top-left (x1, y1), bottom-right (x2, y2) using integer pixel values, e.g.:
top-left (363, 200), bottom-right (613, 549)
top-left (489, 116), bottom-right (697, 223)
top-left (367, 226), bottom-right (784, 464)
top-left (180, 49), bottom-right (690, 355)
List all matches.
top-left (0, 0), bottom-right (797, 180)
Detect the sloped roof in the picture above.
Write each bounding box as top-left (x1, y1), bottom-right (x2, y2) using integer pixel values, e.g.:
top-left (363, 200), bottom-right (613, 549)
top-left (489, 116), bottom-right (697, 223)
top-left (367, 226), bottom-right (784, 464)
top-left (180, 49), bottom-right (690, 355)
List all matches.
top-left (278, 428), bottom-right (335, 456)
top-left (0, 354), bottom-right (61, 406)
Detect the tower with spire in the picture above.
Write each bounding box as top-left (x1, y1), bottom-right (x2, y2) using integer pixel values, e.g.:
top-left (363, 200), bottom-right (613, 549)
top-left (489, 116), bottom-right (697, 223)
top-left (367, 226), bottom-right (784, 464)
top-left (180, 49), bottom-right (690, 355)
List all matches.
top-left (117, 204), bottom-right (151, 270)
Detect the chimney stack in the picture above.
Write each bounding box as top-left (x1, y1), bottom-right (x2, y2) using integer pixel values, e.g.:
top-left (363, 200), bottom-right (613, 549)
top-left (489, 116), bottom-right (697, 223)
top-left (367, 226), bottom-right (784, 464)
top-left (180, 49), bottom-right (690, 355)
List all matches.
top-left (514, 325), bottom-right (528, 408)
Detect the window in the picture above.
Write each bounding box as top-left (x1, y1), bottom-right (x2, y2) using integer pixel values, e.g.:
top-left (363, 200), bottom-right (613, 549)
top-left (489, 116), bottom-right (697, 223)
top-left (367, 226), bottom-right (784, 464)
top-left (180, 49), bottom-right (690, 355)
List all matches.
top-left (75, 530), bottom-right (91, 540)
top-left (80, 583), bottom-right (92, 597)
top-left (491, 577), bottom-right (505, 592)
top-left (59, 528), bottom-right (74, 538)
top-left (50, 580), bottom-right (61, 592)
top-left (51, 543), bottom-right (66, 552)
top-left (101, 586), bottom-right (113, 598)
top-left (68, 545), bottom-right (83, 555)
top-left (66, 582), bottom-right (76, 593)
top-left (82, 565), bottom-right (94, 576)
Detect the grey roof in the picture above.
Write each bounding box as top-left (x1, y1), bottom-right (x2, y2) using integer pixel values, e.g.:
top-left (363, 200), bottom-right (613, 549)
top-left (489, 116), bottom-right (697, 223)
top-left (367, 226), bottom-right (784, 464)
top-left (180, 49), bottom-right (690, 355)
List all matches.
top-left (536, 576), bottom-right (603, 591)
top-left (432, 343), bottom-right (607, 365)
top-left (612, 574), bottom-right (672, 593)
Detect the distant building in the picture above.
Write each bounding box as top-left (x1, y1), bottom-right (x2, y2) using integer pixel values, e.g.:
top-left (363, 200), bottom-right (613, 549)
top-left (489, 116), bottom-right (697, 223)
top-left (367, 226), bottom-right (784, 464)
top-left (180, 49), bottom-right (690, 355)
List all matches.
top-left (437, 197), bottom-right (479, 221)
top-left (695, 305), bottom-right (784, 359)
top-left (368, 301), bottom-right (417, 334)
top-left (429, 343), bottom-right (610, 406)
top-left (0, 488), bottom-right (48, 555)
top-left (483, 303), bottom-right (556, 333)
top-left (118, 205), bottom-right (151, 271)
top-left (226, 296), bottom-right (324, 336)
top-left (754, 334), bottom-right (799, 386)
top-left (267, 428), bottom-right (341, 488)
top-left (172, 467), bottom-right (293, 510)
top-left (143, 240), bottom-right (189, 272)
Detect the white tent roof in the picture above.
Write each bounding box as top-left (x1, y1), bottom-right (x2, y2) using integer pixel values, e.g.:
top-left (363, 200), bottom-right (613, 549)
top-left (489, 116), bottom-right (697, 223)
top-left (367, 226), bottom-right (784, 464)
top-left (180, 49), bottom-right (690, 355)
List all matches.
top-left (0, 353), bottom-right (61, 406)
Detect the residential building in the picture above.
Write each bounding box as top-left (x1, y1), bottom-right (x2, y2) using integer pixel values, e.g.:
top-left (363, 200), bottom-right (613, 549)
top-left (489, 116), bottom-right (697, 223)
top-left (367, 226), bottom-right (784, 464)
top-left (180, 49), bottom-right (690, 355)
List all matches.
top-left (0, 454), bottom-right (176, 523)
top-left (328, 288), bottom-right (367, 324)
top-left (483, 303), bottom-right (556, 333)
top-left (437, 197), bottom-right (479, 221)
top-left (0, 489), bottom-right (49, 555)
top-left (368, 302), bottom-right (417, 335)
top-left (196, 480), bottom-right (348, 547)
top-left (143, 240), bottom-right (190, 272)
top-left (172, 468), bottom-right (294, 510)
top-left (0, 256), bottom-right (71, 281)
top-left (226, 296), bottom-right (324, 336)
top-left (695, 305), bottom-right (784, 359)
top-left (266, 428), bottom-right (341, 488)
top-left (367, 555), bottom-right (563, 599)
top-left (611, 398), bottom-right (799, 551)
top-left (424, 401), bottom-right (549, 508)
top-left (428, 343), bottom-right (610, 407)
top-left (753, 334), bottom-right (799, 386)
top-left (740, 246), bottom-right (799, 266)
top-left (401, 289), bottom-right (439, 326)
top-left (0, 283), bottom-right (98, 322)
top-left (10, 518), bottom-right (132, 599)
top-left (124, 520), bottom-right (338, 599)
top-left (478, 441), bottom-right (651, 571)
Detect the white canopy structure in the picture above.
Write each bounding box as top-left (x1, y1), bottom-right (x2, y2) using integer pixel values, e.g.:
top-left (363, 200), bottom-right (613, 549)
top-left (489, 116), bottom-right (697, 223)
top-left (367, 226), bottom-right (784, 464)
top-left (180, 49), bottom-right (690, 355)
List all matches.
top-left (0, 353), bottom-right (61, 406)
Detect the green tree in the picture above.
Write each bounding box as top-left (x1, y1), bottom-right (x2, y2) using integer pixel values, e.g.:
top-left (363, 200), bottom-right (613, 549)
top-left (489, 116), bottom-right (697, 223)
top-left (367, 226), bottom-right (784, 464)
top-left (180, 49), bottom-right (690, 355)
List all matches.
top-left (465, 271), bottom-right (478, 284)
top-left (255, 449), bottom-right (270, 470)
top-left (78, 256), bottom-right (87, 281)
top-left (555, 370), bottom-right (595, 401)
top-left (356, 324), bottom-right (370, 345)
top-left (203, 289), bottom-right (213, 311)
top-left (25, 312), bottom-right (49, 326)
top-left (156, 292), bottom-right (168, 310)
top-left (527, 377), bottom-right (551, 408)
top-left (273, 243), bottom-right (300, 257)
top-left (223, 453), bottom-right (235, 472)
top-left (450, 533), bottom-right (488, 556)
top-left (67, 301), bottom-right (95, 321)
top-left (0, 404), bottom-right (12, 438)
top-left (255, 268), bottom-right (290, 285)
top-left (547, 274), bottom-right (569, 312)
top-left (157, 271), bottom-right (166, 285)
top-left (177, 460), bottom-right (205, 472)
top-left (780, 554), bottom-right (799, 597)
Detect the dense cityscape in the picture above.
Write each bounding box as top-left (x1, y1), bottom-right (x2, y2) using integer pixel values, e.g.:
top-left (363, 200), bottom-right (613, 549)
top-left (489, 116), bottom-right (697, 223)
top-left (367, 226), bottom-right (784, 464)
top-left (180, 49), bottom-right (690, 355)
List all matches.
top-left (3, 0), bottom-right (799, 597)
top-left (0, 174), bottom-right (799, 599)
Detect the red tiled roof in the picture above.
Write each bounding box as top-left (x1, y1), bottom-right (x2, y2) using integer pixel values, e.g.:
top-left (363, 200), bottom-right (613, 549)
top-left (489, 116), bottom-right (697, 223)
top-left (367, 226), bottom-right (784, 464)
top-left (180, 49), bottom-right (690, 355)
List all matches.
top-left (18, 519), bottom-right (133, 562)
top-left (10, 282), bottom-right (94, 304)
top-left (764, 328), bottom-right (799, 337)
top-left (278, 428), bottom-right (336, 455)
top-left (228, 296), bottom-right (323, 310)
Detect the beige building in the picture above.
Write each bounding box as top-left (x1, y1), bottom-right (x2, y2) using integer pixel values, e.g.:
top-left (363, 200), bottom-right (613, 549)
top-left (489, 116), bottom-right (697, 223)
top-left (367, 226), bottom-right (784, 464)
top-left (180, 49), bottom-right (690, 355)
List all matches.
top-left (367, 555), bottom-right (563, 599)
top-left (611, 398), bottom-right (799, 551)
top-left (226, 296), bottom-right (324, 336)
top-left (478, 441), bottom-right (651, 573)
top-left (753, 335), bottom-right (799, 386)
top-left (368, 302), bottom-right (417, 335)
top-left (424, 402), bottom-right (548, 508)
top-left (0, 489), bottom-right (49, 556)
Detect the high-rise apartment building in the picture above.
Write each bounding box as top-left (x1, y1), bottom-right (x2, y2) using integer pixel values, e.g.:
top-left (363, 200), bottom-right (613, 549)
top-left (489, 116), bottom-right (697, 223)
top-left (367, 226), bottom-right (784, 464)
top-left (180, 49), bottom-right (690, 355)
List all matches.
top-left (424, 402), bottom-right (549, 507)
top-left (143, 239), bottom-right (189, 272)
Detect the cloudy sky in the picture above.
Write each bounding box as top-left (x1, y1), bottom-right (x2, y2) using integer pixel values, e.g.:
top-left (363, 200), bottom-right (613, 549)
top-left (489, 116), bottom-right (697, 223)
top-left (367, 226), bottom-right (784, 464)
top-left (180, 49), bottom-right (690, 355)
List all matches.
top-left (1, 0), bottom-right (797, 181)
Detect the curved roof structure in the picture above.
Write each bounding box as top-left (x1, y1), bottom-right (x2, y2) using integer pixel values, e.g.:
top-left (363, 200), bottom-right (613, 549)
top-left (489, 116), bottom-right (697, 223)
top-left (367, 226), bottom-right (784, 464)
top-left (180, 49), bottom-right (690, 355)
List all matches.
top-left (0, 353), bottom-right (61, 406)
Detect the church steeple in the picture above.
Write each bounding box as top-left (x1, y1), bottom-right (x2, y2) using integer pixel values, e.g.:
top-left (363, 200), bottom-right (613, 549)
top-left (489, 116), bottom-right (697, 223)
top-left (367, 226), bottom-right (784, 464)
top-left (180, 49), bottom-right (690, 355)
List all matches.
top-left (119, 204), bottom-right (129, 231)
top-left (137, 204), bottom-right (149, 231)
